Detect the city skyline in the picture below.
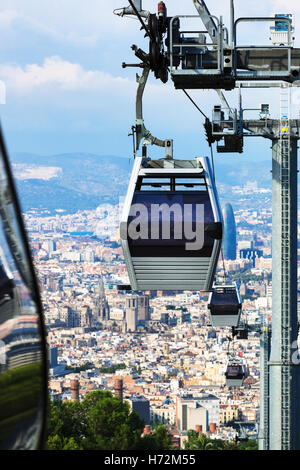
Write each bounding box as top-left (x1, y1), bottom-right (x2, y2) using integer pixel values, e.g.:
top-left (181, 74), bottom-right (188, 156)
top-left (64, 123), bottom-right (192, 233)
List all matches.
top-left (36, 192), bottom-right (272, 444)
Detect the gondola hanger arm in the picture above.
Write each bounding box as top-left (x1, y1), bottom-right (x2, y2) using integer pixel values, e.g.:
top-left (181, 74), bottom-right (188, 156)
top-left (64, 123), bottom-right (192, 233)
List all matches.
top-left (134, 66), bottom-right (173, 158)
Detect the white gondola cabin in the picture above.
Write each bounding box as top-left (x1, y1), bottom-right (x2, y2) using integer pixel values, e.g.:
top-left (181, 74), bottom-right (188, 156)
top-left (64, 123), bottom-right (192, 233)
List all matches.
top-left (120, 156), bottom-right (223, 291)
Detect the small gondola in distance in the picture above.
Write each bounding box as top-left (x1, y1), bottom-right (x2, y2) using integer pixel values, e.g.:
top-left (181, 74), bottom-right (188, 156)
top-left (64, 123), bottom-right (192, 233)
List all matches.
top-left (225, 359), bottom-right (248, 388)
top-left (208, 282), bottom-right (242, 327)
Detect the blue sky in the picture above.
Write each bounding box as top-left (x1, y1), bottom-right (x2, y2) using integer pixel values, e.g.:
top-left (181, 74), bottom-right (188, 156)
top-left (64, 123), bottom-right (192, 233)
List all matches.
top-left (1, 0), bottom-right (300, 162)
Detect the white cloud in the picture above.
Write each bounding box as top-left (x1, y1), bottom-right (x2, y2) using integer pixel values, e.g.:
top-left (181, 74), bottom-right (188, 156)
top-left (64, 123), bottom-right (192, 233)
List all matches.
top-left (0, 54), bottom-right (218, 125)
top-left (0, 9), bottom-right (17, 28)
top-left (0, 8), bottom-right (101, 48)
top-left (0, 1), bottom-right (299, 47)
top-left (0, 1), bottom-right (141, 48)
top-left (0, 56), bottom-right (136, 94)
top-left (16, 15), bottom-right (100, 47)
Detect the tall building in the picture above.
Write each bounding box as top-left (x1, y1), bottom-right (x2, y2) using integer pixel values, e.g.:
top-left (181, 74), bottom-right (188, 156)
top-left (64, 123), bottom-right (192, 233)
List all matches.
top-left (47, 239), bottom-right (56, 254)
top-left (125, 295), bottom-right (150, 332)
top-left (126, 296), bottom-right (138, 332)
top-left (49, 347), bottom-right (58, 369)
top-left (127, 396), bottom-right (150, 425)
top-left (176, 396), bottom-right (207, 432)
top-left (79, 306), bottom-right (93, 327)
top-left (176, 394), bottom-right (220, 432)
top-left (85, 249), bottom-right (95, 262)
top-left (95, 276), bottom-right (110, 322)
top-left (136, 295), bottom-right (150, 323)
top-left (239, 245), bottom-right (263, 267)
top-left (49, 347), bottom-right (67, 377)
top-left (222, 203), bottom-right (237, 260)
top-left (60, 306), bottom-right (79, 328)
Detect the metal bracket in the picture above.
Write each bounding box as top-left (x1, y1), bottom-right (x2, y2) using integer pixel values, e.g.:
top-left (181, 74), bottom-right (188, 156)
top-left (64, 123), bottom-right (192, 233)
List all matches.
top-left (133, 67), bottom-right (173, 155)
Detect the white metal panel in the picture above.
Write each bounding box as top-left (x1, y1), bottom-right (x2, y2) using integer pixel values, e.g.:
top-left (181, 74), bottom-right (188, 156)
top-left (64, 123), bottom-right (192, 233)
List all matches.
top-left (120, 157), bottom-right (143, 291)
top-left (210, 313), bottom-right (241, 328)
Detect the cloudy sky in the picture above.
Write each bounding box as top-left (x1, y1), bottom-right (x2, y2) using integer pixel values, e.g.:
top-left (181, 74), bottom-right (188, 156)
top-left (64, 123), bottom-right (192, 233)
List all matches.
top-left (1, 0), bottom-right (300, 161)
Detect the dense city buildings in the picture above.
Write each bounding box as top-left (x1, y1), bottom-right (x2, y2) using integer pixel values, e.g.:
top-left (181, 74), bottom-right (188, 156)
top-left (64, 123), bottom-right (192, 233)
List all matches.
top-left (22, 180), bottom-right (299, 446)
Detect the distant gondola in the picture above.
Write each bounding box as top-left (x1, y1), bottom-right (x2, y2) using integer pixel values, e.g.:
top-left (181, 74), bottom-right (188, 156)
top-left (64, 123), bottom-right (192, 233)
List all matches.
top-left (120, 156), bottom-right (223, 291)
top-left (225, 358), bottom-right (248, 387)
top-left (208, 283), bottom-right (242, 327)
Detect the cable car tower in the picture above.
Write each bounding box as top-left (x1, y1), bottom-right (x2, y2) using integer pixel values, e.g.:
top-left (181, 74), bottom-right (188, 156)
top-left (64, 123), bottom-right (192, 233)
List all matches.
top-left (115, 0), bottom-right (300, 450)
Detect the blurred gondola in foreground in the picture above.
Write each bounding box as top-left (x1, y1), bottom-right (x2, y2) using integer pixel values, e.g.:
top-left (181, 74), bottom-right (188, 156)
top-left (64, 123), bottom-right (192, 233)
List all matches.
top-left (0, 124), bottom-right (48, 450)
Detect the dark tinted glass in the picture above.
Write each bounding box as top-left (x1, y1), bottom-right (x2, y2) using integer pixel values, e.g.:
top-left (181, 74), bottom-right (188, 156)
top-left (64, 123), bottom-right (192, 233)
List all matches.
top-left (128, 191), bottom-right (214, 257)
top-left (0, 127), bottom-right (47, 450)
top-left (226, 365), bottom-right (243, 378)
top-left (210, 291), bottom-right (240, 315)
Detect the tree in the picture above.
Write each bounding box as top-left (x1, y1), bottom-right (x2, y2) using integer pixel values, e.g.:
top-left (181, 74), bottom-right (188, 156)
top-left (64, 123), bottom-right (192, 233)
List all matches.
top-left (47, 390), bottom-right (144, 450)
top-left (47, 390), bottom-right (175, 451)
top-left (222, 440), bottom-right (238, 450)
top-left (184, 430), bottom-right (199, 450)
top-left (237, 440), bottom-right (258, 451)
top-left (47, 399), bottom-right (84, 447)
top-left (80, 391), bottom-right (143, 450)
top-left (184, 431), bottom-right (251, 451)
top-left (136, 426), bottom-right (173, 450)
top-left (47, 435), bottom-right (83, 450)
top-left (47, 391), bottom-right (258, 451)
top-left (184, 432), bottom-right (214, 450)
top-left (99, 363), bottom-right (126, 373)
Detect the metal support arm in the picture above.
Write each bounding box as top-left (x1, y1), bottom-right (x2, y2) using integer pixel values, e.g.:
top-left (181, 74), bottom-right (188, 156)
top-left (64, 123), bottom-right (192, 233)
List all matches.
top-left (114, 0), bottom-right (150, 20)
top-left (193, 0), bottom-right (220, 45)
top-left (192, 1), bottom-right (233, 118)
top-left (135, 67), bottom-right (171, 154)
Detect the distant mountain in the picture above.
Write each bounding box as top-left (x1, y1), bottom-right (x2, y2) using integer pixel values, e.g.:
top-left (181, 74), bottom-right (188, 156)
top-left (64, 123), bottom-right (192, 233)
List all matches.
top-left (11, 153), bottom-right (132, 213)
top-left (15, 179), bottom-right (114, 213)
top-left (213, 157), bottom-right (272, 188)
top-left (10, 152), bottom-right (272, 213)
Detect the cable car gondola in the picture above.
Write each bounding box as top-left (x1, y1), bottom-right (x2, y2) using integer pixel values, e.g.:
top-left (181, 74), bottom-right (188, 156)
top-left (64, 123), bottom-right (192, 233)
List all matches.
top-left (225, 358), bottom-right (248, 387)
top-left (208, 282), bottom-right (242, 327)
top-left (120, 156), bottom-right (223, 291)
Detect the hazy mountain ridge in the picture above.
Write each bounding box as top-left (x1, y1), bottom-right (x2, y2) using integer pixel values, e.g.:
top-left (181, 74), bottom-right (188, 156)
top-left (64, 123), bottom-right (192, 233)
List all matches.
top-left (213, 157), bottom-right (272, 188)
top-left (12, 152), bottom-right (131, 213)
top-left (11, 152), bottom-right (272, 213)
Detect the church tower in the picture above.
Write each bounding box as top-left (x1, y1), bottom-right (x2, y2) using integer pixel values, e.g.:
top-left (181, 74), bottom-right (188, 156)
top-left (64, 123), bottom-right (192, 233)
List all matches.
top-left (95, 276), bottom-right (110, 322)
